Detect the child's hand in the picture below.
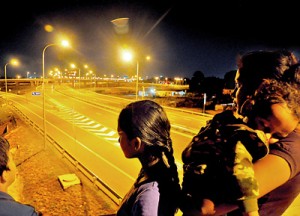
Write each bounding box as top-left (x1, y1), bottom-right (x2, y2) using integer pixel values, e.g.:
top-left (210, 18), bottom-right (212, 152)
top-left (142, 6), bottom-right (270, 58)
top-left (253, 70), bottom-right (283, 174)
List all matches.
top-left (243, 210), bottom-right (259, 216)
top-left (201, 199), bottom-right (216, 215)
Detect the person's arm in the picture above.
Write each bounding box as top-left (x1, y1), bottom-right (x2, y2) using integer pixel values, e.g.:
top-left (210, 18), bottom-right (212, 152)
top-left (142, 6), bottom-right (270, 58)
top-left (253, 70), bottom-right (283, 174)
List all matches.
top-left (214, 154), bottom-right (290, 215)
top-left (233, 141), bottom-right (259, 214)
top-left (253, 154), bottom-right (290, 197)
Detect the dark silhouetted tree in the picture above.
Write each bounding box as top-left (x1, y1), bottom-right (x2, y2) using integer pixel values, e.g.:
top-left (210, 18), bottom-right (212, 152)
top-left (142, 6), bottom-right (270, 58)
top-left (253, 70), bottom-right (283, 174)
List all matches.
top-left (224, 70), bottom-right (236, 89)
top-left (202, 76), bottom-right (224, 99)
top-left (189, 70), bottom-right (205, 94)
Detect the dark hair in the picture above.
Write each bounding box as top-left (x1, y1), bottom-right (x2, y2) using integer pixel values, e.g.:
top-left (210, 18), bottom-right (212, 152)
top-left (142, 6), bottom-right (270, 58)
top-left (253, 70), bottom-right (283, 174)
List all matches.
top-left (251, 79), bottom-right (300, 120)
top-left (282, 63), bottom-right (300, 85)
top-left (237, 50), bottom-right (298, 96)
top-left (0, 136), bottom-right (10, 176)
top-left (118, 100), bottom-right (181, 213)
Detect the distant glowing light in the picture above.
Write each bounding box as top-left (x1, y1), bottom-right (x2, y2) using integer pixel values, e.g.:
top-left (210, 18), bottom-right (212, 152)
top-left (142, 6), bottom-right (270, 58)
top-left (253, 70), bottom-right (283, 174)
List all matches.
top-left (10, 59), bottom-right (20, 66)
top-left (44, 25), bottom-right (54, 32)
top-left (61, 40), bottom-right (70, 47)
top-left (121, 50), bottom-right (133, 62)
top-left (150, 88), bottom-right (156, 93)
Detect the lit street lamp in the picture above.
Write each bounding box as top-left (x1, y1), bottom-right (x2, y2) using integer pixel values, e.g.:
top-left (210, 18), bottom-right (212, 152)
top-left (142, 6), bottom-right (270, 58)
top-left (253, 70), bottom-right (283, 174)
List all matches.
top-left (42, 40), bottom-right (69, 147)
top-left (121, 49), bottom-right (140, 100)
top-left (70, 64), bottom-right (88, 88)
top-left (4, 59), bottom-right (19, 97)
top-left (121, 49), bottom-right (150, 100)
top-left (70, 64), bottom-right (80, 88)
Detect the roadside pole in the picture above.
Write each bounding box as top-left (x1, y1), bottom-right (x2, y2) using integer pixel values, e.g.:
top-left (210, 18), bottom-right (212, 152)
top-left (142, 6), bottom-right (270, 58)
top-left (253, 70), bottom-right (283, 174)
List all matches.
top-left (203, 93), bottom-right (206, 113)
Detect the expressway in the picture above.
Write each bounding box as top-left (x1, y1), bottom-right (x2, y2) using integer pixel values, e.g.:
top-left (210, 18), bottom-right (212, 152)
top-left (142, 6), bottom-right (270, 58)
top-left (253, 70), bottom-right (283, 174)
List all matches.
top-left (4, 84), bottom-right (213, 204)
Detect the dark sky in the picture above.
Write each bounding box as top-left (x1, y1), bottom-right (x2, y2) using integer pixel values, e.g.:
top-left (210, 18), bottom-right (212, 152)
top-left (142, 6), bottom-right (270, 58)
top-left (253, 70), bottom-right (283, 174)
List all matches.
top-left (1, 0), bottom-right (299, 79)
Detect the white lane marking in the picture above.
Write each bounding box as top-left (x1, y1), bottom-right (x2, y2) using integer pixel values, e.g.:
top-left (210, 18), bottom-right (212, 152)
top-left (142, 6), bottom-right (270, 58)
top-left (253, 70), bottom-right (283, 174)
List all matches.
top-left (95, 131), bottom-right (116, 136)
top-left (81, 123), bottom-right (102, 128)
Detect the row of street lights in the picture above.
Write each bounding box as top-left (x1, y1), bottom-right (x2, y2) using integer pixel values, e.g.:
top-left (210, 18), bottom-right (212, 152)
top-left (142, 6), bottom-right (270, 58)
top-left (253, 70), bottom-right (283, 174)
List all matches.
top-left (2, 40), bottom-right (142, 150)
top-left (4, 40), bottom-right (70, 148)
top-left (4, 17), bottom-right (147, 148)
top-left (70, 64), bottom-right (90, 88)
top-left (39, 39), bottom-right (144, 146)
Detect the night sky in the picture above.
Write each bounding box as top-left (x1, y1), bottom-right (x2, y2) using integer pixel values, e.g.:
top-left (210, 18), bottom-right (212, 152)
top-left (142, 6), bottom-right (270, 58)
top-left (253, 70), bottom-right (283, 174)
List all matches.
top-left (1, 0), bottom-right (299, 79)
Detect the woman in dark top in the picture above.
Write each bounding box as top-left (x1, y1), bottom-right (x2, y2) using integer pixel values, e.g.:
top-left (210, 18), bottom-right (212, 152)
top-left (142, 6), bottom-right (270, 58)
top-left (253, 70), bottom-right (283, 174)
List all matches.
top-left (219, 50), bottom-right (300, 215)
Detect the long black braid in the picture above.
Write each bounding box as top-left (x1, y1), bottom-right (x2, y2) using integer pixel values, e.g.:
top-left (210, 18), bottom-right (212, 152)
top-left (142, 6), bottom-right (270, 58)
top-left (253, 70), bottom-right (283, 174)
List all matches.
top-left (118, 100), bottom-right (181, 214)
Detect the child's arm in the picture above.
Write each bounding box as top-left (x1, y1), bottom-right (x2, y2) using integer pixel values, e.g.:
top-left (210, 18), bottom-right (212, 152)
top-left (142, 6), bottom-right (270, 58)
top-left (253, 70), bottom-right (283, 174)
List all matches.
top-left (233, 141), bottom-right (259, 214)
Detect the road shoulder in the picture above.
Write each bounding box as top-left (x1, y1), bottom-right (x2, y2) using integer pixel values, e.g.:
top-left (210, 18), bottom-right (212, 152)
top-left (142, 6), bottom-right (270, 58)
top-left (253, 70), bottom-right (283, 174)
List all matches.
top-left (6, 113), bottom-right (118, 216)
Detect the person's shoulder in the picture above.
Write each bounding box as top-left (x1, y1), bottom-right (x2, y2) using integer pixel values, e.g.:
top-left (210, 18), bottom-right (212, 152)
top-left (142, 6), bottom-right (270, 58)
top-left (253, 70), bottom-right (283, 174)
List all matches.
top-left (0, 198), bottom-right (40, 216)
top-left (269, 129), bottom-right (300, 177)
top-left (133, 181), bottom-right (160, 214)
top-left (138, 181), bottom-right (159, 193)
top-left (277, 129), bottom-right (300, 143)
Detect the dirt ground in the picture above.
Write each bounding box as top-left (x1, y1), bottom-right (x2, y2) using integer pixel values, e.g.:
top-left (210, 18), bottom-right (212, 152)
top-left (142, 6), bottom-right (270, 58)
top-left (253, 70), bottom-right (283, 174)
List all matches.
top-left (5, 112), bottom-right (119, 216)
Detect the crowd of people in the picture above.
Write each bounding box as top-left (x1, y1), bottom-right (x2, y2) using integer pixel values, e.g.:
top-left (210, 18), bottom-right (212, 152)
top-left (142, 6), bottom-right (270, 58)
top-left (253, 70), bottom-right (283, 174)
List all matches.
top-left (1, 49), bottom-right (300, 216)
top-left (115, 49), bottom-right (300, 216)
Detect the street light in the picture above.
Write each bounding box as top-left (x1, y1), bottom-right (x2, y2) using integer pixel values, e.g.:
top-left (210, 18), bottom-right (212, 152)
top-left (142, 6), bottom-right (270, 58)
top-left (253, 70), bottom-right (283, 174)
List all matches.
top-left (136, 61), bottom-right (139, 100)
top-left (42, 40), bottom-right (69, 147)
top-left (121, 49), bottom-right (150, 100)
top-left (70, 64), bottom-right (80, 88)
top-left (121, 49), bottom-right (139, 100)
top-left (4, 58), bottom-right (19, 97)
top-left (83, 64), bottom-right (89, 86)
top-left (70, 64), bottom-right (88, 88)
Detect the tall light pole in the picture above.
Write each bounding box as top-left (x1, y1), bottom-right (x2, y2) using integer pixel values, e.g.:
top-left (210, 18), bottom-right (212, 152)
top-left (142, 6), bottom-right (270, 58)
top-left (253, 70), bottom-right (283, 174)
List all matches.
top-left (136, 61), bottom-right (139, 100)
top-left (4, 64), bottom-right (9, 96)
top-left (70, 63), bottom-right (86, 88)
top-left (4, 59), bottom-right (19, 98)
top-left (78, 68), bottom-right (81, 88)
top-left (121, 49), bottom-right (150, 100)
top-left (120, 49), bottom-right (140, 100)
top-left (42, 41), bottom-right (69, 147)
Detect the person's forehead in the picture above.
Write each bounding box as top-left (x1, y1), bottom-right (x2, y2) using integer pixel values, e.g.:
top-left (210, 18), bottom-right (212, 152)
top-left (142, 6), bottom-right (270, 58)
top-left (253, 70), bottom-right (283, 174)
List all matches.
top-left (270, 103), bottom-right (293, 116)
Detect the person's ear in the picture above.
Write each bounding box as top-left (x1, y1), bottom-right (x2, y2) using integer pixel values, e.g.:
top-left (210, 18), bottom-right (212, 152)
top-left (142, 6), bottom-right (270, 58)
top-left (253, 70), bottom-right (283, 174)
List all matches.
top-left (0, 170), bottom-right (8, 184)
top-left (241, 98), bottom-right (254, 116)
top-left (131, 137), bottom-right (143, 152)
